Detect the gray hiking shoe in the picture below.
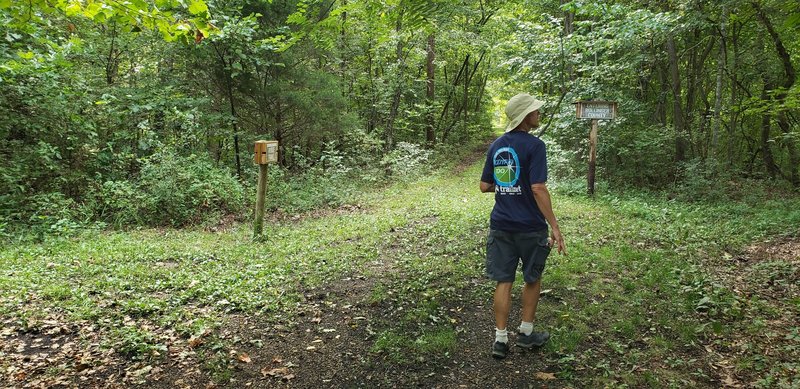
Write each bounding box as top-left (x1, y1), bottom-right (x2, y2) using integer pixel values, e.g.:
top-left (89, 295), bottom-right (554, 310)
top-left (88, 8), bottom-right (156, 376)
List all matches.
top-left (516, 331), bottom-right (550, 348)
top-left (491, 341), bottom-right (509, 359)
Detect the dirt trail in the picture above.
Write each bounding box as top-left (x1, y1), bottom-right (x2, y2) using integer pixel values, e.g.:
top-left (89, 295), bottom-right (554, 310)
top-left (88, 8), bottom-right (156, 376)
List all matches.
top-left (700, 235), bottom-right (800, 388)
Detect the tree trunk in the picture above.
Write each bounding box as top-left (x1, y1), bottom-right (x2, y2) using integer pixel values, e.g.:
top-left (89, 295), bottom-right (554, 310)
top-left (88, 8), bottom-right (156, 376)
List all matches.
top-left (562, 0), bottom-right (575, 81)
top-left (760, 83), bottom-right (779, 178)
top-left (339, 0), bottom-right (350, 97)
top-left (666, 35), bottom-right (687, 162)
top-left (228, 90), bottom-right (242, 179)
top-left (686, 30), bottom-right (714, 158)
top-left (777, 112), bottom-right (800, 185)
top-left (655, 61), bottom-right (667, 125)
top-left (438, 55), bottom-right (469, 140)
top-left (475, 73), bottom-right (488, 112)
top-left (385, 13), bottom-right (404, 151)
top-left (275, 98), bottom-right (286, 167)
top-left (225, 63), bottom-right (242, 179)
top-left (754, 1), bottom-right (799, 185)
top-left (462, 56), bottom-right (470, 128)
top-left (728, 19), bottom-right (740, 166)
top-left (712, 5), bottom-right (728, 156)
top-left (443, 51), bottom-right (486, 142)
top-left (425, 34), bottom-right (435, 147)
top-left (366, 40), bottom-right (377, 134)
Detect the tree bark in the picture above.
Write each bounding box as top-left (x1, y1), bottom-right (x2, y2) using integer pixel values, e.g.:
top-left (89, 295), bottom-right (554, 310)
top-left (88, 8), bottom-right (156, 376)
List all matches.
top-left (728, 19), bottom-right (740, 166)
top-left (366, 40), bottom-right (377, 134)
top-left (686, 30), bottom-right (714, 157)
top-left (655, 60), bottom-right (667, 126)
top-left (385, 12), bottom-right (404, 151)
top-left (760, 84), bottom-right (779, 178)
top-left (425, 34), bottom-right (435, 147)
top-left (104, 22), bottom-right (120, 85)
top-left (437, 55), bottom-right (469, 139)
top-left (562, 0), bottom-right (575, 82)
top-left (462, 56), bottom-right (470, 127)
top-left (712, 5), bottom-right (728, 156)
top-left (754, 1), bottom-right (799, 185)
top-left (666, 34), bottom-right (687, 162)
top-left (228, 82), bottom-right (242, 180)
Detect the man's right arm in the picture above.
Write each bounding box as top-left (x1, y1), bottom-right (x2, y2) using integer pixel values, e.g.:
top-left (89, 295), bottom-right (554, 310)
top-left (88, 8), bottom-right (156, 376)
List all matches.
top-left (531, 183), bottom-right (566, 255)
top-left (480, 181), bottom-right (495, 193)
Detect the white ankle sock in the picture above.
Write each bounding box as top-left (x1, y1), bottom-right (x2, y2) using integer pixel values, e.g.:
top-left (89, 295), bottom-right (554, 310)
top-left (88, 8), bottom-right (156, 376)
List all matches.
top-left (519, 321), bottom-right (533, 336)
top-left (495, 328), bottom-right (508, 344)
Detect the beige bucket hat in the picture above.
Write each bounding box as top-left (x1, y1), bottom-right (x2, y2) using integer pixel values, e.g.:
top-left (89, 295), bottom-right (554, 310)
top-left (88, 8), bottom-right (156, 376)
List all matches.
top-left (504, 93), bottom-right (545, 132)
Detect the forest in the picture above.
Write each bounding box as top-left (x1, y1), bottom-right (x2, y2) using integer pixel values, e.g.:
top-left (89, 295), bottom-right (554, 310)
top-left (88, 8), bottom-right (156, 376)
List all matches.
top-left (1, 0), bottom-right (798, 233)
top-left (1, 0), bottom-right (799, 388)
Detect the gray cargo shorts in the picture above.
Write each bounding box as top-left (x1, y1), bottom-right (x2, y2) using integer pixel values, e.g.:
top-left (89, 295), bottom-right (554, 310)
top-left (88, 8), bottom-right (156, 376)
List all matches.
top-left (486, 229), bottom-right (551, 283)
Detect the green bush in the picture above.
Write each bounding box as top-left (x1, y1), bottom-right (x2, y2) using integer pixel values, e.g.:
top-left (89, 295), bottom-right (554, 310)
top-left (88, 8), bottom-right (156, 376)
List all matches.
top-left (136, 151), bottom-right (245, 226)
top-left (601, 124), bottom-right (675, 188)
top-left (674, 158), bottom-right (733, 202)
top-left (381, 142), bottom-right (431, 178)
top-left (25, 192), bottom-right (83, 237)
top-left (88, 180), bottom-right (147, 227)
top-left (263, 165), bottom-right (355, 214)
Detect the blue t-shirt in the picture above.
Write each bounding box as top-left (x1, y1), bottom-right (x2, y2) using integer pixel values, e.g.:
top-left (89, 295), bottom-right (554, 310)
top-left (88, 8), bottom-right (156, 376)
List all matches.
top-left (480, 131), bottom-right (548, 232)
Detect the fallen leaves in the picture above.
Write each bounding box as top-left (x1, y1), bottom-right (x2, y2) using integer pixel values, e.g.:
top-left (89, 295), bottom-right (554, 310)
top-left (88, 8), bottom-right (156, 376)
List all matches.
top-left (534, 372), bottom-right (556, 380)
top-left (721, 375), bottom-right (742, 388)
top-left (237, 352), bottom-right (252, 363)
top-left (188, 328), bottom-right (212, 348)
top-left (261, 356), bottom-right (296, 382)
top-left (262, 367), bottom-right (295, 381)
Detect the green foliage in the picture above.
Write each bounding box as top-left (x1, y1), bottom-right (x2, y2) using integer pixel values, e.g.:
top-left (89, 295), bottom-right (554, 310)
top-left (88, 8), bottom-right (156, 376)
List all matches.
top-left (262, 164), bottom-right (350, 213)
top-left (0, 157), bottom-right (798, 385)
top-left (110, 325), bottom-right (167, 360)
top-left (0, 0), bottom-right (214, 47)
top-left (135, 151), bottom-right (245, 226)
top-left (3, 0), bottom-right (800, 240)
top-left (380, 142), bottom-right (431, 178)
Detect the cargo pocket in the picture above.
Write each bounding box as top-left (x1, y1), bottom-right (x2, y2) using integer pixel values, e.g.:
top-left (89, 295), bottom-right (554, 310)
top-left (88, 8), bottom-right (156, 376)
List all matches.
top-left (485, 231), bottom-right (500, 280)
top-left (528, 233), bottom-right (550, 282)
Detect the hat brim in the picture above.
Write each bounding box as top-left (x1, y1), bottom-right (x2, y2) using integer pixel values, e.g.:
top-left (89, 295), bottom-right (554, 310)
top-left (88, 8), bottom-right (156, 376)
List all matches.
top-left (504, 99), bottom-right (545, 132)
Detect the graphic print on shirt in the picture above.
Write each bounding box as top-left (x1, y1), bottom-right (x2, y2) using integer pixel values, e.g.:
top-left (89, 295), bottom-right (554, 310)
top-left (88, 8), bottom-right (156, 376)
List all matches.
top-left (493, 147), bottom-right (523, 195)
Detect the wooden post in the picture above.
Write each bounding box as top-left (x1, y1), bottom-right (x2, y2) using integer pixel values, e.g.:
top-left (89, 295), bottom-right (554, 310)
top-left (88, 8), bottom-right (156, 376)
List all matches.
top-left (588, 119), bottom-right (598, 195)
top-left (575, 101), bottom-right (615, 196)
top-left (254, 163), bottom-right (268, 237)
top-left (253, 140), bottom-right (277, 238)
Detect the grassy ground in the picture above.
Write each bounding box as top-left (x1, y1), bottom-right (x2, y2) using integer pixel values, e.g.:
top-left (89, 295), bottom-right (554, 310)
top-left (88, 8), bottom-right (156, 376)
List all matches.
top-left (1, 154), bottom-right (799, 388)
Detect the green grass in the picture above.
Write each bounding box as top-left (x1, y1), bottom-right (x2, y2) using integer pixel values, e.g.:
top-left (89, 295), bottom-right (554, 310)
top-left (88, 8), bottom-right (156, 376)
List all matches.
top-left (370, 327), bottom-right (456, 364)
top-left (1, 157), bottom-right (799, 386)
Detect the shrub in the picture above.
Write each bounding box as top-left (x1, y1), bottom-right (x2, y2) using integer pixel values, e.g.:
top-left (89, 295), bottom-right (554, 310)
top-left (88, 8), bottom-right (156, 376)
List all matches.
top-left (136, 151), bottom-right (244, 226)
top-left (600, 124), bottom-right (675, 188)
top-left (380, 142), bottom-right (431, 178)
top-left (89, 180), bottom-right (147, 227)
top-left (262, 165), bottom-right (354, 214)
top-left (25, 192), bottom-right (83, 237)
top-left (674, 158), bottom-right (732, 202)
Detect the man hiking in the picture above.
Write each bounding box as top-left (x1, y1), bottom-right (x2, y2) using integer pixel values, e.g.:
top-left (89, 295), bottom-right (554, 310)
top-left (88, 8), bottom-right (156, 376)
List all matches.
top-left (479, 93), bottom-right (567, 359)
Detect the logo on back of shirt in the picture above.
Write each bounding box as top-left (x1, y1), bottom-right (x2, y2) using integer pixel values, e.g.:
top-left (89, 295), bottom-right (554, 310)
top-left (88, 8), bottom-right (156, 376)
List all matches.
top-left (493, 147), bottom-right (522, 194)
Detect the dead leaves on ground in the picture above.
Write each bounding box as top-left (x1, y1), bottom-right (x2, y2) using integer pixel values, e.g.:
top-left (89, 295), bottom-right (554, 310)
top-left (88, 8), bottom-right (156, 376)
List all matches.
top-left (261, 356), bottom-right (296, 382)
top-left (237, 352), bottom-right (252, 363)
top-left (0, 308), bottom-right (220, 387)
top-left (534, 372), bottom-right (556, 380)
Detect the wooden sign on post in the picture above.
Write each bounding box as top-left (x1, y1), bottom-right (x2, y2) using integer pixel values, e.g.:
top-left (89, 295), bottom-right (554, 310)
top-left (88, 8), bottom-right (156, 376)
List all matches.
top-left (254, 140), bottom-right (279, 165)
top-left (576, 100), bottom-right (617, 120)
top-left (575, 101), bottom-right (617, 196)
top-left (253, 140), bottom-right (279, 239)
